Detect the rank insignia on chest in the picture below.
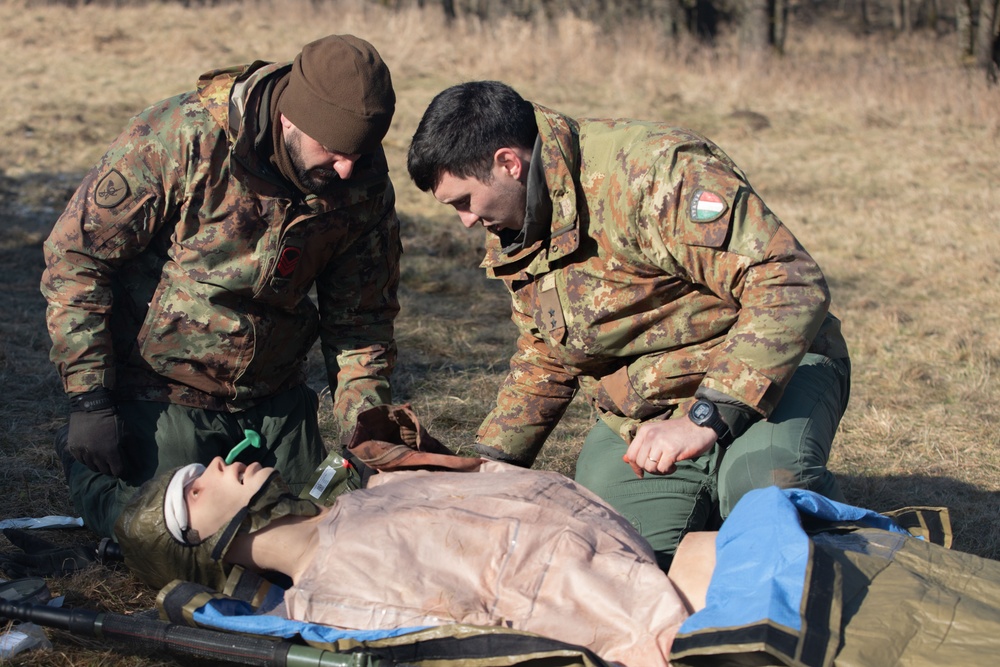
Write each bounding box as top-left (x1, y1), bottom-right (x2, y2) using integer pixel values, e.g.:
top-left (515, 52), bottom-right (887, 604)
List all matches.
top-left (269, 237), bottom-right (306, 291)
top-left (276, 245), bottom-right (302, 278)
top-left (536, 273), bottom-right (566, 342)
top-left (689, 189), bottom-right (728, 223)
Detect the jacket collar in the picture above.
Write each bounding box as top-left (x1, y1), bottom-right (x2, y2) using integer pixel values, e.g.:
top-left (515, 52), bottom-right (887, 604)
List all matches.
top-left (482, 104), bottom-right (582, 280)
top-left (197, 60), bottom-right (291, 194)
top-left (498, 135), bottom-right (552, 255)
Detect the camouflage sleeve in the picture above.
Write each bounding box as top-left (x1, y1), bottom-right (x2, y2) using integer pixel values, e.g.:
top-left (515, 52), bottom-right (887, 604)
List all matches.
top-left (316, 189), bottom-right (401, 439)
top-left (476, 291), bottom-right (578, 467)
top-left (41, 112), bottom-right (178, 394)
top-left (641, 145), bottom-right (831, 416)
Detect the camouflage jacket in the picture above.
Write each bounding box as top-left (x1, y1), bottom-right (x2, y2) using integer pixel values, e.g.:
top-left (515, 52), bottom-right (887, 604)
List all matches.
top-left (41, 61), bottom-right (400, 429)
top-left (477, 105), bottom-right (848, 464)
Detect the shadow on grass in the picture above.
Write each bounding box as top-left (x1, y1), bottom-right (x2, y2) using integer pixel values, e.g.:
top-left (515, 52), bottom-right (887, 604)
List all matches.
top-left (840, 472), bottom-right (1000, 560)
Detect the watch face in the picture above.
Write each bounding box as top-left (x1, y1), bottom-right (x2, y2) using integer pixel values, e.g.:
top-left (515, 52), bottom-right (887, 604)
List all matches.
top-left (691, 401), bottom-right (712, 422)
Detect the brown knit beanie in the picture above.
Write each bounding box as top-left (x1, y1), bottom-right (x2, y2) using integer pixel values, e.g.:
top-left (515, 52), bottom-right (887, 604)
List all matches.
top-left (278, 34), bottom-right (395, 155)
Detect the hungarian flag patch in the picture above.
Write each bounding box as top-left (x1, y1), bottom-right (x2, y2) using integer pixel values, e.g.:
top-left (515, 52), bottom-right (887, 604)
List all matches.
top-left (689, 189), bottom-right (727, 223)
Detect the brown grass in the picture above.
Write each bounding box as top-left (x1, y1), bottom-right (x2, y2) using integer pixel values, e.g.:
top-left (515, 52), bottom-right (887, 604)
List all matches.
top-left (1, 1), bottom-right (999, 664)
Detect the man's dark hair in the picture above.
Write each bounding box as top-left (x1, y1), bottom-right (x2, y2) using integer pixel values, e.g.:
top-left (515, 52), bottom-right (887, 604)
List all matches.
top-left (407, 81), bottom-right (538, 192)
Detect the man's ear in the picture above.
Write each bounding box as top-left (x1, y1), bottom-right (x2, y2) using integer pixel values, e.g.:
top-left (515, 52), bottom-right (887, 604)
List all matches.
top-left (494, 147), bottom-right (526, 180)
top-left (278, 113), bottom-right (295, 132)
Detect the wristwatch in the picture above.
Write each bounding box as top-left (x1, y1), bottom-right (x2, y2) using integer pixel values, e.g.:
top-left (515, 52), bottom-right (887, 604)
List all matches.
top-left (687, 399), bottom-right (730, 442)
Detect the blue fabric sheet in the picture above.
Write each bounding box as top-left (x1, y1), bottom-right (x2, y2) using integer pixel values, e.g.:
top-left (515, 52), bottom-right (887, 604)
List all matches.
top-left (679, 487), bottom-right (910, 634)
top-left (190, 583), bottom-right (430, 643)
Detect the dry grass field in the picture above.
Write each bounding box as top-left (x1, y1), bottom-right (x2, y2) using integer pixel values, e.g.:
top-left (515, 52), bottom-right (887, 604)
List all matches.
top-left (1, 0), bottom-right (998, 664)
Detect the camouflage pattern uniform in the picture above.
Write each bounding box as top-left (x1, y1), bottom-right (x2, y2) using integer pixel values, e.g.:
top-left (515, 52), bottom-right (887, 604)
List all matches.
top-left (475, 105), bottom-right (850, 565)
top-left (41, 61), bottom-right (400, 536)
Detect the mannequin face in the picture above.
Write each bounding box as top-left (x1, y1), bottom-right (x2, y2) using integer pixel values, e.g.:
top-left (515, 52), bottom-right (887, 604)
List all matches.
top-left (185, 457), bottom-right (274, 541)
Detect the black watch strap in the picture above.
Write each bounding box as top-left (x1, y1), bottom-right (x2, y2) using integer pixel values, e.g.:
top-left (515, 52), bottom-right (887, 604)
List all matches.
top-left (69, 389), bottom-right (115, 413)
top-left (688, 399), bottom-right (731, 444)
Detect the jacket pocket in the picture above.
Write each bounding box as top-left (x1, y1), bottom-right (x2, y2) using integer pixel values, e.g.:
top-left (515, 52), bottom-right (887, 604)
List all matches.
top-left (136, 277), bottom-right (252, 395)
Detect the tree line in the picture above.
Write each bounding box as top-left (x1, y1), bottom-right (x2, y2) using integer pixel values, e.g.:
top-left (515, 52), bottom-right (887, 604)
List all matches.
top-left (51, 0), bottom-right (1000, 76)
top-left (381, 0), bottom-right (1000, 74)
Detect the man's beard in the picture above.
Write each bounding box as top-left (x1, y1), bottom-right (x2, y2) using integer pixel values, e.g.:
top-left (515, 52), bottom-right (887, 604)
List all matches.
top-left (285, 132), bottom-right (341, 193)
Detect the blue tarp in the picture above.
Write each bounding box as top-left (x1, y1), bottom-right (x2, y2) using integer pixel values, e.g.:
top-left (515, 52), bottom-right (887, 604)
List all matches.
top-left (679, 486), bottom-right (910, 634)
top-left (190, 582), bottom-right (430, 643)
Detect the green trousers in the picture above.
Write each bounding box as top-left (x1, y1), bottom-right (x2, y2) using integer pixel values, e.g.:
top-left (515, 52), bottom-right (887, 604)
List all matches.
top-left (575, 353), bottom-right (850, 570)
top-left (64, 384), bottom-right (327, 538)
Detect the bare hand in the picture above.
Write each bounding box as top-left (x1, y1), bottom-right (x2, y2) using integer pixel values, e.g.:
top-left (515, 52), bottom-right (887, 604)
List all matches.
top-left (623, 419), bottom-right (718, 478)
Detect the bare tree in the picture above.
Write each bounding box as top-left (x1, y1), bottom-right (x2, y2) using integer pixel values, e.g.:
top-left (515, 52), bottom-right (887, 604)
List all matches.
top-left (739, 0), bottom-right (770, 51)
top-left (957, 0), bottom-right (975, 58)
top-left (737, 0), bottom-right (787, 55)
top-left (892, 0), bottom-right (915, 32)
top-left (772, 0), bottom-right (787, 52)
top-left (957, 0), bottom-right (1000, 75)
top-left (974, 0), bottom-right (1000, 69)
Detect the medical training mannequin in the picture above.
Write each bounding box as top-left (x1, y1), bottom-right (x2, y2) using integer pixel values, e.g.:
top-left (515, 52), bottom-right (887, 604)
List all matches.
top-left (122, 453), bottom-right (1000, 667)
top-left (118, 456), bottom-right (715, 667)
top-left (117, 403), bottom-right (1000, 667)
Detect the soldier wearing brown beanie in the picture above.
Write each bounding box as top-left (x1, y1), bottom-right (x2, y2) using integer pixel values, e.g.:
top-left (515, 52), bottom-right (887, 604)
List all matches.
top-left (43, 34), bottom-right (401, 539)
top-left (280, 34), bottom-right (395, 156)
top-left (266, 35), bottom-right (395, 193)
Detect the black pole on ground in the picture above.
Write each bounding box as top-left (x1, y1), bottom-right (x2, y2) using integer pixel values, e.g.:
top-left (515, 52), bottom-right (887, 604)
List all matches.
top-left (0, 598), bottom-right (390, 667)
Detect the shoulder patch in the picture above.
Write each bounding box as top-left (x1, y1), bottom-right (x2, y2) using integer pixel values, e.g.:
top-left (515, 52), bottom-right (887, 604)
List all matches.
top-left (94, 169), bottom-right (130, 209)
top-left (689, 189), bottom-right (728, 223)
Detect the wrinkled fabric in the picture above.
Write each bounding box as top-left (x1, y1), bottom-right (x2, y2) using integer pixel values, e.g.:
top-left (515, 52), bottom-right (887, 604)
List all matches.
top-left (284, 462), bottom-right (688, 666)
top-left (41, 59), bottom-right (400, 430)
top-left (477, 105), bottom-right (848, 463)
top-left (345, 403), bottom-right (484, 472)
top-left (671, 487), bottom-right (1000, 667)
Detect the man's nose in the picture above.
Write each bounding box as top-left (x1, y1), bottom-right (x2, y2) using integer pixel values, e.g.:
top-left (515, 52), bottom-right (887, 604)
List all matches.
top-left (332, 155), bottom-right (359, 180)
top-left (458, 211), bottom-right (480, 228)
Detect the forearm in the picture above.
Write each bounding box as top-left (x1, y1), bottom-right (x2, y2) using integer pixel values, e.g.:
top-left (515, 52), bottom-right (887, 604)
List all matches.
top-left (325, 341), bottom-right (397, 431)
top-left (476, 332), bottom-right (578, 466)
top-left (700, 226), bottom-right (831, 415)
top-left (42, 201), bottom-right (119, 392)
top-left (318, 206), bottom-right (401, 434)
top-left (42, 115), bottom-right (173, 393)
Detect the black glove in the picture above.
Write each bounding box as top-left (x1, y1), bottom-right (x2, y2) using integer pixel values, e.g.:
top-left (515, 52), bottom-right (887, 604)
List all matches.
top-left (0, 529), bottom-right (98, 578)
top-left (68, 389), bottom-right (127, 477)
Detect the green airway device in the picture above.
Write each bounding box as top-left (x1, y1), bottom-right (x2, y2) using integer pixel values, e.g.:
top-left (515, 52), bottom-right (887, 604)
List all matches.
top-left (225, 429), bottom-right (262, 464)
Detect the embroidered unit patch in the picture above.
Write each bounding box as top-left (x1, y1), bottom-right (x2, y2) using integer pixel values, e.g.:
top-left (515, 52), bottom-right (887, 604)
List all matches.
top-left (94, 169), bottom-right (130, 208)
top-left (689, 189), bottom-right (727, 223)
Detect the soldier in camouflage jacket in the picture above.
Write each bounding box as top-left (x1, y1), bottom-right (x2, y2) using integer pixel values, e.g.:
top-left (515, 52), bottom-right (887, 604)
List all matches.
top-left (41, 35), bottom-right (400, 538)
top-left (408, 81), bottom-right (850, 568)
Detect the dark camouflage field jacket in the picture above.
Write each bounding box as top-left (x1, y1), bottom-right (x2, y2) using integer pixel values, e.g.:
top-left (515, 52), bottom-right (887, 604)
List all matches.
top-left (477, 105), bottom-right (848, 464)
top-left (41, 61), bottom-right (400, 429)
